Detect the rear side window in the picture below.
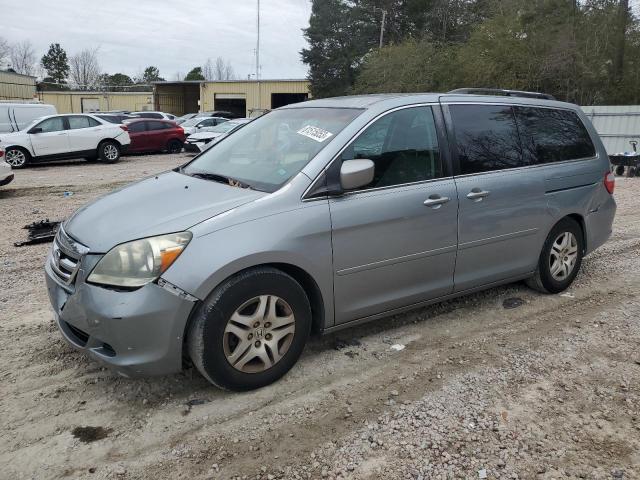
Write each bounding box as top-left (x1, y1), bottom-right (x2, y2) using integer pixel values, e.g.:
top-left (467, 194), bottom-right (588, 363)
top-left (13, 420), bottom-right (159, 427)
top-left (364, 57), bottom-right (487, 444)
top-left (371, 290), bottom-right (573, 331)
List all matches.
top-left (450, 104), bottom-right (524, 175)
top-left (147, 121), bottom-right (169, 131)
top-left (68, 116), bottom-right (99, 129)
top-left (514, 107), bottom-right (596, 164)
top-left (128, 122), bottom-right (147, 133)
top-left (341, 106), bottom-right (443, 189)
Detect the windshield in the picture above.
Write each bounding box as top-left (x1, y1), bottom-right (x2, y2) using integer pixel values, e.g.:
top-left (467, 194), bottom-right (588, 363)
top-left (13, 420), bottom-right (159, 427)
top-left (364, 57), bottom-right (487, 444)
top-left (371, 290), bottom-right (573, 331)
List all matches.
top-left (181, 118), bottom-right (202, 127)
top-left (211, 121), bottom-right (244, 133)
top-left (182, 108), bottom-right (362, 193)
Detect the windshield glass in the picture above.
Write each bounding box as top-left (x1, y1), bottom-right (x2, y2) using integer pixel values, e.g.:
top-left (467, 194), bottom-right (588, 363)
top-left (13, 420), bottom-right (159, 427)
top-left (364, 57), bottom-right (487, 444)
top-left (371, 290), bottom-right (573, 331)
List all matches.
top-left (182, 108), bottom-right (362, 193)
top-left (211, 121), bottom-right (244, 133)
top-left (181, 118), bottom-right (202, 127)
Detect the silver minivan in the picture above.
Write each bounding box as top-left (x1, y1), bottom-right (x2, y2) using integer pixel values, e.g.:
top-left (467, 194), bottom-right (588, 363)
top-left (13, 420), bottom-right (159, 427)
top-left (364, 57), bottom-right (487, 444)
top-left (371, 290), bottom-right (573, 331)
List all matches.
top-left (45, 91), bottom-right (616, 390)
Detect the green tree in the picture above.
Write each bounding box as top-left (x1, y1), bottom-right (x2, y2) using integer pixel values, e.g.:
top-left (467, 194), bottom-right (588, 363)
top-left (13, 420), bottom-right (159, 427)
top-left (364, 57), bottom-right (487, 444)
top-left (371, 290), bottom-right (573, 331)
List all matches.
top-left (141, 66), bottom-right (164, 83)
top-left (184, 66), bottom-right (205, 80)
top-left (40, 43), bottom-right (69, 84)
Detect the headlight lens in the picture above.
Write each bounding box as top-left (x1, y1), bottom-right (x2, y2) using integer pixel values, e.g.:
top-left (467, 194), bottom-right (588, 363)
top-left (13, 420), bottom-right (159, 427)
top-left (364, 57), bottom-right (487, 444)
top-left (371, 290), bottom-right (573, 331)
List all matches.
top-left (88, 232), bottom-right (192, 288)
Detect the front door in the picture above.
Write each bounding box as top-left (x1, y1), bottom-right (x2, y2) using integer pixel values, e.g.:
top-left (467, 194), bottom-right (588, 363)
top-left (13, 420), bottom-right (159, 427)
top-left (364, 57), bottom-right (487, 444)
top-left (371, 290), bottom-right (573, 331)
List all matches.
top-left (445, 103), bottom-right (547, 292)
top-left (29, 117), bottom-right (69, 156)
top-left (330, 105), bottom-right (458, 324)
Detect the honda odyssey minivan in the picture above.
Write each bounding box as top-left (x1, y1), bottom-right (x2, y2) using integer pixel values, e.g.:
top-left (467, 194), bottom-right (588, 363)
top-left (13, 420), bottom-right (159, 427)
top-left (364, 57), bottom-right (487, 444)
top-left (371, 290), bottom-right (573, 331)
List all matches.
top-left (45, 90), bottom-right (616, 391)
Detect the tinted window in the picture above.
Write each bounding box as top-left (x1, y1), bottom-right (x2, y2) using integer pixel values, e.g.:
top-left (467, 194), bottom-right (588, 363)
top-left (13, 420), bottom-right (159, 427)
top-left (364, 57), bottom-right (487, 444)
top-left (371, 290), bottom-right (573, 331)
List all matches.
top-left (341, 106), bottom-right (443, 189)
top-left (199, 118), bottom-right (216, 127)
top-left (450, 104), bottom-right (524, 174)
top-left (148, 121), bottom-right (169, 131)
top-left (128, 122), bottom-right (147, 133)
top-left (514, 107), bottom-right (596, 164)
top-left (68, 116), bottom-right (96, 129)
top-left (36, 117), bottom-right (65, 133)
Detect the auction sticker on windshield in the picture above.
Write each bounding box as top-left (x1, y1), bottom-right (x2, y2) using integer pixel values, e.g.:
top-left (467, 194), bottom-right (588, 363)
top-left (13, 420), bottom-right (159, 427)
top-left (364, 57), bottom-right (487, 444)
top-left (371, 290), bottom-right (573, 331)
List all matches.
top-left (297, 125), bottom-right (333, 142)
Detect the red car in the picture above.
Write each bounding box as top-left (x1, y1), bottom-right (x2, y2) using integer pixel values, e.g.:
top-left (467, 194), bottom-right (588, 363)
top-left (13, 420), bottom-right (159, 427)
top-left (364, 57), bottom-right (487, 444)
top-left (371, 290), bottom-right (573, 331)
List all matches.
top-left (125, 119), bottom-right (186, 154)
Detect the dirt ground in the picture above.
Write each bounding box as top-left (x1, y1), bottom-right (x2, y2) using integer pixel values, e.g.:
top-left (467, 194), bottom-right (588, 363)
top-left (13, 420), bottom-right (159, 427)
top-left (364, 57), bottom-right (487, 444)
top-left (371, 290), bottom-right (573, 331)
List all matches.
top-left (1, 154), bottom-right (639, 480)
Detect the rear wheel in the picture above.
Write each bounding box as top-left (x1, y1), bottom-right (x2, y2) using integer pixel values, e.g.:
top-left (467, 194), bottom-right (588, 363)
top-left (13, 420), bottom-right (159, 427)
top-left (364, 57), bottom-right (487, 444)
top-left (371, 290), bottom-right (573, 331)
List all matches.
top-left (167, 139), bottom-right (183, 153)
top-left (526, 217), bottom-right (584, 294)
top-left (98, 141), bottom-right (120, 163)
top-left (614, 165), bottom-right (625, 176)
top-left (187, 267), bottom-right (311, 391)
top-left (5, 147), bottom-right (30, 168)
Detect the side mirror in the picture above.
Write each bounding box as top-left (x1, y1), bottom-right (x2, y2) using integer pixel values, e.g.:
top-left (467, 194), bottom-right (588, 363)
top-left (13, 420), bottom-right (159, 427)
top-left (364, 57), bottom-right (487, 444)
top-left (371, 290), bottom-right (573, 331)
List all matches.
top-left (340, 159), bottom-right (375, 190)
top-left (29, 127), bottom-right (43, 134)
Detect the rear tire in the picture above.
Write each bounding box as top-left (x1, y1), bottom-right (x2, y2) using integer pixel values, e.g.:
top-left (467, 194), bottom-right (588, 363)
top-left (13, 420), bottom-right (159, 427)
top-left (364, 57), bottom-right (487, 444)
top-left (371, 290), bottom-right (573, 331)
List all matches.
top-left (167, 139), bottom-right (183, 153)
top-left (526, 217), bottom-right (584, 294)
top-left (5, 147), bottom-right (30, 169)
top-left (626, 166), bottom-right (636, 178)
top-left (187, 267), bottom-right (311, 391)
top-left (614, 165), bottom-right (625, 176)
top-left (98, 140), bottom-right (121, 163)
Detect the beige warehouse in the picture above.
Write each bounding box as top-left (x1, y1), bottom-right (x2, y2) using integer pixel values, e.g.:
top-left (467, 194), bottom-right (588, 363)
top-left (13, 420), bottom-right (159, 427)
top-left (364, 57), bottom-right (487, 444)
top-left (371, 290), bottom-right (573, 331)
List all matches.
top-left (0, 70), bottom-right (37, 100)
top-left (38, 91), bottom-right (154, 113)
top-left (154, 79), bottom-right (311, 117)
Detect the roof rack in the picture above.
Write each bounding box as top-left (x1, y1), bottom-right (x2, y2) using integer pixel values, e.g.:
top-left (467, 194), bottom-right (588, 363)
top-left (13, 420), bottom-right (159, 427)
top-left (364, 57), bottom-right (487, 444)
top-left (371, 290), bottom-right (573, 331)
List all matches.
top-left (447, 88), bottom-right (555, 101)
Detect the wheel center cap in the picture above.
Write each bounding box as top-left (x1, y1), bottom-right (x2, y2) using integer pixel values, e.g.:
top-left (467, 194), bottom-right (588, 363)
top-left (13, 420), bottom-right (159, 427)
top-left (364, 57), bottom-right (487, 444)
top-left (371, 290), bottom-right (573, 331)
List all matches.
top-left (255, 327), bottom-right (264, 339)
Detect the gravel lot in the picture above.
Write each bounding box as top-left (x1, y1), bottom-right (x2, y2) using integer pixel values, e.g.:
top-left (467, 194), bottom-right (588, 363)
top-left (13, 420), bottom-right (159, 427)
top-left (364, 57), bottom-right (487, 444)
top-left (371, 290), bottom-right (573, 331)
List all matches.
top-left (1, 154), bottom-right (639, 480)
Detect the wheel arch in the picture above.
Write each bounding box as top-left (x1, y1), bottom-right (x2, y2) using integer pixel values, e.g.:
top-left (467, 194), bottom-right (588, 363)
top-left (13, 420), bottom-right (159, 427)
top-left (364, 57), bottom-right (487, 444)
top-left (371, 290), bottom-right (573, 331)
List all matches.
top-left (181, 262), bottom-right (326, 362)
top-left (564, 213), bottom-right (587, 253)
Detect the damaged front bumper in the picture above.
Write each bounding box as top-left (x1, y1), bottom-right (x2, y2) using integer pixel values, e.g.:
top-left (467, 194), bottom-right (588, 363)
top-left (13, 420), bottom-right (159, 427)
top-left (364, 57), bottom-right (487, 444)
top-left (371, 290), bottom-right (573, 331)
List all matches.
top-left (45, 240), bottom-right (198, 377)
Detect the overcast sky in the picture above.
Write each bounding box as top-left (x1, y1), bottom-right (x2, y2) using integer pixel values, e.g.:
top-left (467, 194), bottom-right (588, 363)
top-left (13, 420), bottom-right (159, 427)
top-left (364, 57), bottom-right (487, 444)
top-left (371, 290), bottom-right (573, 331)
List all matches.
top-left (1, 0), bottom-right (311, 80)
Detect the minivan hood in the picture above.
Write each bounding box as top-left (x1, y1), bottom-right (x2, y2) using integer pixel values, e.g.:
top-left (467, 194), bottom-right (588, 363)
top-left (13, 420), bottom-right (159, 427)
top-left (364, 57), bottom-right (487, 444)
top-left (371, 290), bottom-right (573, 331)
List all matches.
top-left (188, 131), bottom-right (223, 141)
top-left (65, 170), bottom-right (266, 252)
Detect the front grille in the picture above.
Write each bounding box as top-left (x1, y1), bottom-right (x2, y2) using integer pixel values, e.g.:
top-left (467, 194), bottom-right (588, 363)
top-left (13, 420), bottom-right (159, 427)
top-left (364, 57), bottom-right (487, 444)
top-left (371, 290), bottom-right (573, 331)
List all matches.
top-left (64, 321), bottom-right (89, 346)
top-left (50, 227), bottom-right (88, 286)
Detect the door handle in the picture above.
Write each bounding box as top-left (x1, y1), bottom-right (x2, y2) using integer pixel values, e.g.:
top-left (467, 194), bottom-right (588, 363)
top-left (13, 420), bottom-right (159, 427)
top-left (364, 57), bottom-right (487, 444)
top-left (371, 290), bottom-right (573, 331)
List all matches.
top-left (56, 132), bottom-right (67, 136)
top-left (466, 189), bottom-right (490, 201)
top-left (423, 195), bottom-right (450, 208)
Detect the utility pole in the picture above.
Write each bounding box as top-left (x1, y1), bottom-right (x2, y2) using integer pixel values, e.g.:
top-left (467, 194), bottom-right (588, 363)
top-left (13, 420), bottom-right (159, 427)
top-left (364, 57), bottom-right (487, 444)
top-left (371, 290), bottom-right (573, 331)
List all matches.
top-left (379, 9), bottom-right (387, 48)
top-left (613, 0), bottom-right (629, 84)
top-left (256, 0), bottom-right (261, 111)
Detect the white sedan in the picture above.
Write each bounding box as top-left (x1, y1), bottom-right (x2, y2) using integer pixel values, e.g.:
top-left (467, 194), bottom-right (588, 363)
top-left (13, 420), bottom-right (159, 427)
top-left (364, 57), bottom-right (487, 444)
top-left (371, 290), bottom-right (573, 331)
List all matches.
top-left (183, 118), bottom-right (252, 153)
top-left (181, 116), bottom-right (229, 136)
top-left (0, 114), bottom-right (131, 168)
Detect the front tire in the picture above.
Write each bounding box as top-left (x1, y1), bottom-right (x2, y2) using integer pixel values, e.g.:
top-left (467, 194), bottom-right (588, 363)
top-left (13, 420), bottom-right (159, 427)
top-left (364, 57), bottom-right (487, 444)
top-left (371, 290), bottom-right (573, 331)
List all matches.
top-left (187, 267), bottom-right (311, 391)
top-left (167, 139), bottom-right (183, 153)
top-left (98, 140), bottom-right (121, 163)
top-left (526, 217), bottom-right (584, 294)
top-left (5, 147), bottom-right (30, 168)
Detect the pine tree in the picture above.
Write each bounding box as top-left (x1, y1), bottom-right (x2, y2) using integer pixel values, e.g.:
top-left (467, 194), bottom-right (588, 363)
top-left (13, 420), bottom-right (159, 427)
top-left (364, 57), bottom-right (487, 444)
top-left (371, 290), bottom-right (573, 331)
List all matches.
top-left (41, 43), bottom-right (69, 85)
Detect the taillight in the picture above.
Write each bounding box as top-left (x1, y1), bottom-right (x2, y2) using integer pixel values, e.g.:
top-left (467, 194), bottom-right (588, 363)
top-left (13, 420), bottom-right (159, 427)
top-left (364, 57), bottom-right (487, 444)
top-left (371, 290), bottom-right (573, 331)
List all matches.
top-left (119, 125), bottom-right (129, 132)
top-left (0, 150), bottom-right (4, 158)
top-left (604, 171), bottom-right (615, 194)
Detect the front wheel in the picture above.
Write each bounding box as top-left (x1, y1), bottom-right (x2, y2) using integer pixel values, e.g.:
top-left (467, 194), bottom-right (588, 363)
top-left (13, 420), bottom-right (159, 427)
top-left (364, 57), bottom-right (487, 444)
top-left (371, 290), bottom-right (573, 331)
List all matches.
top-left (526, 217), bottom-right (584, 294)
top-left (5, 147), bottom-right (30, 168)
top-left (98, 141), bottom-right (120, 163)
top-left (187, 267), bottom-right (311, 391)
top-left (167, 139), bottom-right (183, 153)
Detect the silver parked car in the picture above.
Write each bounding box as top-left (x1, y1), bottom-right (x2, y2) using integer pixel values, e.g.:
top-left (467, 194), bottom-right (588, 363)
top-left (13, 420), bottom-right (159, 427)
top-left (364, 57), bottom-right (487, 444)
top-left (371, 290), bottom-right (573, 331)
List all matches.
top-left (45, 91), bottom-right (616, 390)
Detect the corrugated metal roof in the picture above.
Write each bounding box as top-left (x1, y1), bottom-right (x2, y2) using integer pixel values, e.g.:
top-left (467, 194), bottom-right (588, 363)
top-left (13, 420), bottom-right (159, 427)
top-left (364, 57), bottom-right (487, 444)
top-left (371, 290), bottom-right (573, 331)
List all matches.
top-left (582, 105), bottom-right (640, 154)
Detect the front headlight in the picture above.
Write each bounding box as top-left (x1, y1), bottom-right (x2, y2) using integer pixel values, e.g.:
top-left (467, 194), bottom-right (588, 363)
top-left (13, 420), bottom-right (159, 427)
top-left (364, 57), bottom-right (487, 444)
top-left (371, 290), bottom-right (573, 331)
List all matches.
top-left (87, 232), bottom-right (192, 288)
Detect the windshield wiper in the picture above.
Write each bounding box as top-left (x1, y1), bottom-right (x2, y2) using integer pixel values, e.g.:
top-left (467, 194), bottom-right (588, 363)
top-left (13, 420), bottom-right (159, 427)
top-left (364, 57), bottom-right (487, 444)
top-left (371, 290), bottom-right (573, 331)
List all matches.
top-left (187, 171), bottom-right (252, 189)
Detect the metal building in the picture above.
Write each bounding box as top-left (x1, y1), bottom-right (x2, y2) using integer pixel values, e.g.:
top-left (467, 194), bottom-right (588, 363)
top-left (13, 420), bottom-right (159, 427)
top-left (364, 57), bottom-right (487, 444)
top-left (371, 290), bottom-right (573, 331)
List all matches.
top-left (0, 70), bottom-right (37, 100)
top-left (583, 105), bottom-right (640, 154)
top-left (154, 79), bottom-right (311, 117)
top-left (38, 91), bottom-right (154, 113)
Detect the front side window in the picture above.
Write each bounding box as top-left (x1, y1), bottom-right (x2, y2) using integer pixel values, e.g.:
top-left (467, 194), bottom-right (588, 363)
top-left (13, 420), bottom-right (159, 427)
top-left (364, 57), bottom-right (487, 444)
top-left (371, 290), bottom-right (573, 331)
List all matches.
top-left (182, 107), bottom-right (362, 193)
top-left (450, 104), bottom-right (524, 174)
top-left (68, 116), bottom-right (94, 129)
top-left (514, 107), bottom-right (596, 164)
top-left (199, 118), bottom-right (216, 127)
top-left (340, 106), bottom-right (443, 189)
top-left (35, 117), bottom-right (65, 133)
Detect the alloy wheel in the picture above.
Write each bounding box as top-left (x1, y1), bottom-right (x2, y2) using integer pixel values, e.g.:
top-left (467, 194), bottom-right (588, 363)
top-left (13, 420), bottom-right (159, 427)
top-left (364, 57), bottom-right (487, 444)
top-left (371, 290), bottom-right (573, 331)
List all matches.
top-left (549, 231), bottom-right (578, 281)
top-left (104, 144), bottom-right (118, 161)
top-left (5, 149), bottom-right (26, 167)
top-left (223, 295), bottom-right (296, 373)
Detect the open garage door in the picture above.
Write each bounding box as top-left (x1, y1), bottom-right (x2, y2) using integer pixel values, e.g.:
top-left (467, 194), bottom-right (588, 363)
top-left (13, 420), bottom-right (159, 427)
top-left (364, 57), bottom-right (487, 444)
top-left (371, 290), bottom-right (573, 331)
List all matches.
top-left (214, 94), bottom-right (246, 117)
top-left (271, 93), bottom-right (308, 109)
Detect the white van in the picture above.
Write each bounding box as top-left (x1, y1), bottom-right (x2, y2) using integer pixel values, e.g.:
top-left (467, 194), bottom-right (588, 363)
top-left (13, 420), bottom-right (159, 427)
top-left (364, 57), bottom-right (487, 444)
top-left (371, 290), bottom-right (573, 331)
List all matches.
top-left (0, 103), bottom-right (57, 133)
